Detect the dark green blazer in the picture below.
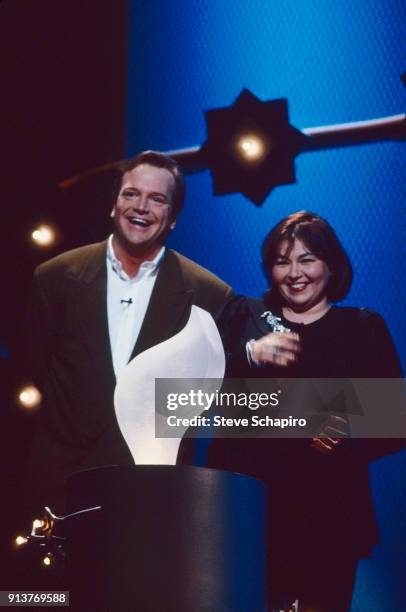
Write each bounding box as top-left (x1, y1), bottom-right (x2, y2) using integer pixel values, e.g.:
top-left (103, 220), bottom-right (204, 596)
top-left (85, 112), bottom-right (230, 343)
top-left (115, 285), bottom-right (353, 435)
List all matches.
top-left (24, 240), bottom-right (232, 513)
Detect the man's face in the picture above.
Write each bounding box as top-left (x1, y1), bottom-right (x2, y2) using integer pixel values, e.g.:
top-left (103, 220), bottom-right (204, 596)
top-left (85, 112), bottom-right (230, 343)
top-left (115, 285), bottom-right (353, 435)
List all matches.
top-left (111, 163), bottom-right (176, 256)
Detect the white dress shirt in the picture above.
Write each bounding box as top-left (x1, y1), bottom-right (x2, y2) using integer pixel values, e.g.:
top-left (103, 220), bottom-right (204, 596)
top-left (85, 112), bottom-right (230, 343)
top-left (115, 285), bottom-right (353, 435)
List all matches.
top-left (106, 235), bottom-right (165, 377)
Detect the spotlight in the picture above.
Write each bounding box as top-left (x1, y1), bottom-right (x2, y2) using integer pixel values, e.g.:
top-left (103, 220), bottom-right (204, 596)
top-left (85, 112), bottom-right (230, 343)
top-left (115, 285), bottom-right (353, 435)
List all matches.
top-left (31, 224), bottom-right (57, 248)
top-left (235, 133), bottom-right (269, 163)
top-left (15, 535), bottom-right (28, 546)
top-left (18, 385), bottom-right (42, 411)
top-left (205, 88), bottom-right (307, 204)
top-left (43, 555), bottom-right (52, 567)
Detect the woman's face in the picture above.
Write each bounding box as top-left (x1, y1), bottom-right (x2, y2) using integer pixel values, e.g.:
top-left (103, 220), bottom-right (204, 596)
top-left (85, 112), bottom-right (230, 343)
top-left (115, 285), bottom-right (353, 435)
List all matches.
top-left (271, 238), bottom-right (331, 312)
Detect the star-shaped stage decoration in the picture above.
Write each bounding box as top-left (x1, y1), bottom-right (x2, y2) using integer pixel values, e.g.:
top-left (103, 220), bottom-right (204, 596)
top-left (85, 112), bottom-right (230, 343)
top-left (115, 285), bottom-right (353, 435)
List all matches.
top-left (60, 84), bottom-right (405, 208)
top-left (203, 88), bottom-right (307, 205)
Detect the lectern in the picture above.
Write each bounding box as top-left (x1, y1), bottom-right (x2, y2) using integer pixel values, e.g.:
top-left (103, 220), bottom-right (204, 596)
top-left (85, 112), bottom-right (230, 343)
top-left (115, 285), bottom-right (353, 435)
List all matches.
top-left (65, 465), bottom-right (267, 611)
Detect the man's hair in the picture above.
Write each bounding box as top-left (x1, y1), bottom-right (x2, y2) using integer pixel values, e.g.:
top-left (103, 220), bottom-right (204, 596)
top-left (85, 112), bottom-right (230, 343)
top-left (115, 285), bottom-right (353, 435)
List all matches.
top-left (262, 210), bottom-right (353, 305)
top-left (113, 150), bottom-right (185, 218)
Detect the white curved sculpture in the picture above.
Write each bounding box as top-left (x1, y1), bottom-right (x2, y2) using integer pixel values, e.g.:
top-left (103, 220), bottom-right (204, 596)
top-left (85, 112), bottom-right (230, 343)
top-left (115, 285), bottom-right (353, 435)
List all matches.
top-left (114, 305), bottom-right (225, 465)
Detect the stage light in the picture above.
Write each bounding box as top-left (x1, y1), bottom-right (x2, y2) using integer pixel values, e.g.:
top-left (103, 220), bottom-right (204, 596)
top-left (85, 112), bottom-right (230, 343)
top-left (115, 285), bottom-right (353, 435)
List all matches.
top-left (15, 535), bottom-right (28, 546)
top-left (235, 133), bottom-right (268, 162)
top-left (43, 555), bottom-right (52, 567)
top-left (31, 224), bottom-right (57, 248)
top-left (18, 385), bottom-right (42, 410)
top-left (205, 89), bottom-right (307, 204)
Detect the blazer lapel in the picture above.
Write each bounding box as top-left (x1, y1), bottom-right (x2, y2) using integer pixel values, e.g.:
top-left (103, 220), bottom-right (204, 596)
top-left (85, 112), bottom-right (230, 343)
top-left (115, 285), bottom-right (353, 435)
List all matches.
top-left (131, 250), bottom-right (194, 359)
top-left (67, 245), bottom-right (194, 380)
top-left (69, 240), bottom-right (116, 389)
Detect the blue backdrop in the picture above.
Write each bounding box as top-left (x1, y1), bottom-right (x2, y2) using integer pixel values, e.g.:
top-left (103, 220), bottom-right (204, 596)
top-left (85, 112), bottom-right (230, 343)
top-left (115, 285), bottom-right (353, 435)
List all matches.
top-left (126, 1), bottom-right (405, 608)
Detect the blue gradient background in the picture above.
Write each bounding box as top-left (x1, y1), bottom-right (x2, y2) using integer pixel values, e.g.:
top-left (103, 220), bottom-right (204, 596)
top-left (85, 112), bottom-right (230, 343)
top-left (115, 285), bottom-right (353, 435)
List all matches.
top-left (126, 1), bottom-right (405, 608)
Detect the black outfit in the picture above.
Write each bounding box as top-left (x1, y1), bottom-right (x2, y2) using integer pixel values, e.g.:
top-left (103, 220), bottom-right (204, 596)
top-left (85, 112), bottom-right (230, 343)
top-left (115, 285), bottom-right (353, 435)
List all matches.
top-left (204, 297), bottom-right (404, 610)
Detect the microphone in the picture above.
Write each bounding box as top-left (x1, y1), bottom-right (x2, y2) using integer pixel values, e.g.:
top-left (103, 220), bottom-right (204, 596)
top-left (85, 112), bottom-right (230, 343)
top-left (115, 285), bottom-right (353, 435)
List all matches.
top-left (120, 298), bottom-right (133, 306)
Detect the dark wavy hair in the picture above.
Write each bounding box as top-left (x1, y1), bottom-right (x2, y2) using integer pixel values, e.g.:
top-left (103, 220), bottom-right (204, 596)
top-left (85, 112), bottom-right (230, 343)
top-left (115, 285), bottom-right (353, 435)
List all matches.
top-left (262, 211), bottom-right (353, 306)
top-left (112, 150), bottom-right (185, 219)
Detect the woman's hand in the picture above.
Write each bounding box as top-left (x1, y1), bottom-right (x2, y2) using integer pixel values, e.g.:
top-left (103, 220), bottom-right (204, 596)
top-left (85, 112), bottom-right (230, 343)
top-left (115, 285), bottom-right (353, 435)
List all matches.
top-left (249, 332), bottom-right (301, 367)
top-left (311, 436), bottom-right (341, 454)
top-left (311, 415), bottom-right (349, 454)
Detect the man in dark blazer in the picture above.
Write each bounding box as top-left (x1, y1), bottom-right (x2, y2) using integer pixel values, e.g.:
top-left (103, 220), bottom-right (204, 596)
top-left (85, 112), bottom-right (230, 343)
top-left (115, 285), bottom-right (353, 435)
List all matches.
top-left (23, 151), bottom-right (232, 516)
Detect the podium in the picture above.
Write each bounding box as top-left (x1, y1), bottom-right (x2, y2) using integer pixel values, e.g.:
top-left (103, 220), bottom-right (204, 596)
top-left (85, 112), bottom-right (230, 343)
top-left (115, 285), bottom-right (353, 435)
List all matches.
top-left (65, 465), bottom-right (267, 611)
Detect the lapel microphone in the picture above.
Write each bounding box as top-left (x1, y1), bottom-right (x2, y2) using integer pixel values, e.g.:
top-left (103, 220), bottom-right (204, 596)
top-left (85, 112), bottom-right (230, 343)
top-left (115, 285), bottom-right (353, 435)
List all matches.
top-left (120, 298), bottom-right (133, 306)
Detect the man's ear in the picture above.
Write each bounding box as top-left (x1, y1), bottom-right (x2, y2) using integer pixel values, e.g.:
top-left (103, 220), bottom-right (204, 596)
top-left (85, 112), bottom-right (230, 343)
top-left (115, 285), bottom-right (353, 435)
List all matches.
top-left (170, 220), bottom-right (176, 230)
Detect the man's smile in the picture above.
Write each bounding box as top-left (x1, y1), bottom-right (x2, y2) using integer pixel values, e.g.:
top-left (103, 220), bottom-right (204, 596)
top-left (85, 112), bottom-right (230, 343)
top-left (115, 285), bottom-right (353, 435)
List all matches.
top-left (126, 216), bottom-right (152, 227)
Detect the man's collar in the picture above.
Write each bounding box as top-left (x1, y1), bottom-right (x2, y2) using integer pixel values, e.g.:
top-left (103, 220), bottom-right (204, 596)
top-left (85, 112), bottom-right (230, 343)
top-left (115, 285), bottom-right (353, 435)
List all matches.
top-left (107, 235), bottom-right (165, 280)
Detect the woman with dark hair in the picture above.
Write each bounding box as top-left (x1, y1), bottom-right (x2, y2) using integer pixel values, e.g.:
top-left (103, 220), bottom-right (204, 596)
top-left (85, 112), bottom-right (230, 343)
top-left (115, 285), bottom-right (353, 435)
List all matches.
top-left (206, 211), bottom-right (404, 611)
